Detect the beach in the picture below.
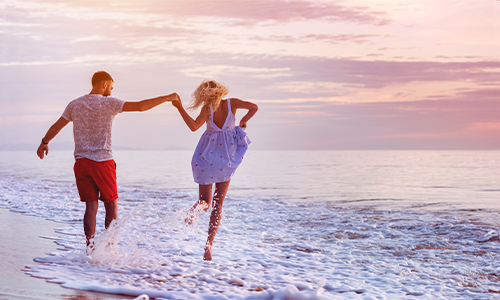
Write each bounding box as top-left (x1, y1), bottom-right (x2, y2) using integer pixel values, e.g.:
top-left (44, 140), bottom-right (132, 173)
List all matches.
top-left (1, 150), bottom-right (499, 299)
top-left (0, 208), bottom-right (132, 300)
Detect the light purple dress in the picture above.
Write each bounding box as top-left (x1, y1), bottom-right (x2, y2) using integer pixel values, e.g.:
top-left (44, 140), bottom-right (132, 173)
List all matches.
top-left (191, 99), bottom-right (251, 185)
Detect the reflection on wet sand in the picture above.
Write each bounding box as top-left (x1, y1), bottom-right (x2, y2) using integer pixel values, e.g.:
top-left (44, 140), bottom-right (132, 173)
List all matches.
top-left (63, 291), bottom-right (144, 300)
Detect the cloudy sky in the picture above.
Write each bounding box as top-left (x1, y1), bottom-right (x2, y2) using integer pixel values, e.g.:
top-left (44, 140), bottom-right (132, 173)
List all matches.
top-left (1, 0), bottom-right (499, 150)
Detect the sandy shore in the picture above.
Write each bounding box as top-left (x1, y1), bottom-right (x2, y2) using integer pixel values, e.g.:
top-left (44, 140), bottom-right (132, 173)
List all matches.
top-left (0, 208), bottom-right (134, 300)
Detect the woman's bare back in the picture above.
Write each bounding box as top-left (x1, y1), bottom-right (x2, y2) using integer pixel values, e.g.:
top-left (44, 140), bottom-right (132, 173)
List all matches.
top-left (212, 99), bottom-right (229, 129)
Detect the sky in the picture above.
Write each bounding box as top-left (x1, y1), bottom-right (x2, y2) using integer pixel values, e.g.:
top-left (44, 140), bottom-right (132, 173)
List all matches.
top-left (1, 0), bottom-right (499, 150)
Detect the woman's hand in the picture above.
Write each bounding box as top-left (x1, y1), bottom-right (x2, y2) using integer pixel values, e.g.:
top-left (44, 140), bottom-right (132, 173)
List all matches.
top-left (239, 120), bottom-right (248, 130)
top-left (232, 98), bottom-right (258, 131)
top-left (171, 98), bottom-right (183, 109)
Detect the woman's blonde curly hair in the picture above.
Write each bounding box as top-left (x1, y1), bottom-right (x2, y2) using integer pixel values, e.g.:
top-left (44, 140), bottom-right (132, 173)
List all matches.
top-left (189, 80), bottom-right (229, 112)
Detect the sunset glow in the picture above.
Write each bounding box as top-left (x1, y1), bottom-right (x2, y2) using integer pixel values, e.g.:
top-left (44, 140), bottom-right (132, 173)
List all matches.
top-left (1, 0), bottom-right (499, 150)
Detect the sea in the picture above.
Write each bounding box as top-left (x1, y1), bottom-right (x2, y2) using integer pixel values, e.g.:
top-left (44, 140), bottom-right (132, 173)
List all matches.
top-left (0, 150), bottom-right (499, 300)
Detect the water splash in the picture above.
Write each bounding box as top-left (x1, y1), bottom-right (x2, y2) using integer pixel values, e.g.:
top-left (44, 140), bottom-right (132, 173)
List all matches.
top-left (88, 218), bottom-right (124, 265)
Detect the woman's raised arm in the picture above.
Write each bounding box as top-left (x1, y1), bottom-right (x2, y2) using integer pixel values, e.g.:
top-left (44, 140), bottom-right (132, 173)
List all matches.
top-left (172, 99), bottom-right (208, 132)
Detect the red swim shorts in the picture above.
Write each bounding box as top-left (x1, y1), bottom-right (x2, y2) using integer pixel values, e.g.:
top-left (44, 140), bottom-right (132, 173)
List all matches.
top-left (73, 158), bottom-right (118, 202)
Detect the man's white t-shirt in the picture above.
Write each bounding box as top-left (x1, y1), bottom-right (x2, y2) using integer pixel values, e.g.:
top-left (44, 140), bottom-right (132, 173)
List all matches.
top-left (62, 94), bottom-right (125, 162)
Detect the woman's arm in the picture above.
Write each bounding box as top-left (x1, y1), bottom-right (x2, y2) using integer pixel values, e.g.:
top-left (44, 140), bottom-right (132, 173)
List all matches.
top-left (231, 98), bottom-right (258, 129)
top-left (172, 99), bottom-right (208, 132)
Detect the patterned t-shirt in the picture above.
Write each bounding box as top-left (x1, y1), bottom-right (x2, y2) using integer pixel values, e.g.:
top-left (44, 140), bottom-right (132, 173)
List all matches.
top-left (62, 94), bottom-right (125, 162)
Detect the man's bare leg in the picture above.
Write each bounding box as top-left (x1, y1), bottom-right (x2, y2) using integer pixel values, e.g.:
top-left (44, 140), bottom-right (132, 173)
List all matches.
top-left (104, 200), bottom-right (118, 229)
top-left (84, 201), bottom-right (99, 246)
top-left (103, 200), bottom-right (118, 252)
top-left (204, 180), bottom-right (230, 261)
top-left (185, 184), bottom-right (212, 225)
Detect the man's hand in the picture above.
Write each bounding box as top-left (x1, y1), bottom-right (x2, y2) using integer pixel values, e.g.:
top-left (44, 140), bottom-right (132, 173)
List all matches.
top-left (37, 141), bottom-right (49, 159)
top-left (35, 117), bottom-right (69, 159)
top-left (166, 93), bottom-right (180, 102)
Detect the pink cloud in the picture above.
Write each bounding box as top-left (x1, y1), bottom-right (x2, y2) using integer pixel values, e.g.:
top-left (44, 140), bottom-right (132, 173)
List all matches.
top-left (179, 54), bottom-right (500, 99)
top-left (371, 133), bottom-right (445, 139)
top-left (465, 122), bottom-right (500, 139)
top-left (34, 0), bottom-right (389, 26)
top-left (141, 0), bottom-right (390, 26)
top-left (259, 96), bottom-right (500, 149)
top-left (252, 34), bottom-right (379, 44)
top-left (468, 122), bottom-right (500, 131)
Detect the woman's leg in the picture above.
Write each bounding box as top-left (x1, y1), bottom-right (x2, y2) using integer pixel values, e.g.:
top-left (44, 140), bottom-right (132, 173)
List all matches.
top-left (185, 184), bottom-right (212, 225)
top-left (204, 180), bottom-right (230, 261)
top-left (198, 184), bottom-right (213, 209)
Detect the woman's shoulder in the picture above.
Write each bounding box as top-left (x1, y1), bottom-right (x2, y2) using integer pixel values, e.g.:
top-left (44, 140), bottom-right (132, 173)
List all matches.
top-left (227, 98), bottom-right (243, 106)
top-left (229, 98), bottom-right (258, 110)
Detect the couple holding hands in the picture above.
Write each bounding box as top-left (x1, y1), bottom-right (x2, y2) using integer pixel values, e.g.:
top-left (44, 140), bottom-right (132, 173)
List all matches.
top-left (37, 71), bottom-right (258, 261)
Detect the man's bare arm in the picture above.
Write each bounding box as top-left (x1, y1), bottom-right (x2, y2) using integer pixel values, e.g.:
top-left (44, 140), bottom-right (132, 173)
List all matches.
top-left (122, 93), bottom-right (179, 112)
top-left (37, 117), bottom-right (70, 159)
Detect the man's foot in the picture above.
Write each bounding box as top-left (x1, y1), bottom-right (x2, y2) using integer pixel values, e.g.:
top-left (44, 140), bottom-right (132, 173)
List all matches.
top-left (203, 245), bottom-right (212, 261)
top-left (185, 201), bottom-right (209, 226)
top-left (86, 239), bottom-right (95, 256)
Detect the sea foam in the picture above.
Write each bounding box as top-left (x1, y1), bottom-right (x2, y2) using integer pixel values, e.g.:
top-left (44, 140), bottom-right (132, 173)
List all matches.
top-left (2, 176), bottom-right (500, 299)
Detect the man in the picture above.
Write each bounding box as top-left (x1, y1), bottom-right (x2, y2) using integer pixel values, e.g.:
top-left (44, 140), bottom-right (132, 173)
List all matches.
top-left (36, 71), bottom-right (177, 251)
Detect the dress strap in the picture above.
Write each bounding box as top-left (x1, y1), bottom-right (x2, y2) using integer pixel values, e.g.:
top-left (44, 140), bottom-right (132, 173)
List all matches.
top-left (226, 98), bottom-right (231, 111)
top-left (209, 105), bottom-right (214, 120)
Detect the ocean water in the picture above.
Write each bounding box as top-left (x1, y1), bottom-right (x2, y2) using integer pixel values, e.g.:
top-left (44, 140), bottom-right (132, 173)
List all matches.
top-left (1, 150), bottom-right (500, 299)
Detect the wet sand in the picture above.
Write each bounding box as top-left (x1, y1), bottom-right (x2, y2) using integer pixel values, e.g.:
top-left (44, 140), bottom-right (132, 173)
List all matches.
top-left (0, 208), bottom-right (133, 300)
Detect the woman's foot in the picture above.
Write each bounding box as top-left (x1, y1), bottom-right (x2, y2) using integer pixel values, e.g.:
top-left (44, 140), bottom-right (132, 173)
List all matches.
top-left (203, 245), bottom-right (212, 261)
top-left (185, 201), bottom-right (209, 226)
top-left (184, 213), bottom-right (196, 226)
